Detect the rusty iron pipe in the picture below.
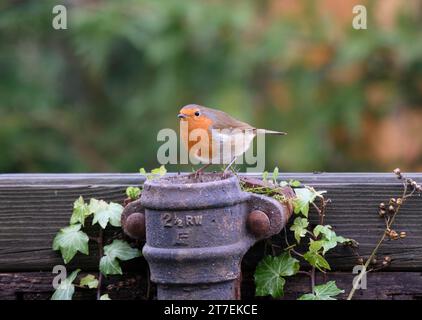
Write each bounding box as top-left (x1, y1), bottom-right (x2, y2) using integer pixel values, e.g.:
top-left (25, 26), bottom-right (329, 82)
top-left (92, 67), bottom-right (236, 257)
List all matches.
top-left (121, 173), bottom-right (293, 300)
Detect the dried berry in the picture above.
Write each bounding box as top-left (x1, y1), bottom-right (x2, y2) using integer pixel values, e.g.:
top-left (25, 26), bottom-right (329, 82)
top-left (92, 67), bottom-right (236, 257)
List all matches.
top-left (396, 198), bottom-right (403, 205)
top-left (388, 205), bottom-right (395, 213)
top-left (384, 256), bottom-right (391, 262)
top-left (400, 231), bottom-right (406, 238)
top-left (393, 168), bottom-right (401, 175)
top-left (379, 202), bottom-right (386, 210)
top-left (411, 181), bottom-right (417, 188)
top-left (382, 260), bottom-right (389, 266)
top-left (389, 230), bottom-right (399, 240)
top-left (371, 258), bottom-right (377, 265)
top-left (357, 257), bottom-right (364, 264)
top-left (389, 198), bottom-right (396, 205)
top-left (379, 209), bottom-right (386, 217)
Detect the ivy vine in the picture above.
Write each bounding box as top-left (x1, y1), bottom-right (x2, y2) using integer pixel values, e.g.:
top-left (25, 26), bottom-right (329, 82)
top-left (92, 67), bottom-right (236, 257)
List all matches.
top-left (50, 166), bottom-right (167, 300)
top-left (247, 167), bottom-right (354, 300)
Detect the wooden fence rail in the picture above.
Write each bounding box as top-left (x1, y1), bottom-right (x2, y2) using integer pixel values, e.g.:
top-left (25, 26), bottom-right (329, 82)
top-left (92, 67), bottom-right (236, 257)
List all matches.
top-left (1, 173), bottom-right (421, 300)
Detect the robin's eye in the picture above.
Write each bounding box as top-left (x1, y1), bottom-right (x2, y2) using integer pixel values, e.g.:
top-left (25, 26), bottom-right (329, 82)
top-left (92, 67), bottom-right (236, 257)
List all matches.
top-left (194, 111), bottom-right (200, 117)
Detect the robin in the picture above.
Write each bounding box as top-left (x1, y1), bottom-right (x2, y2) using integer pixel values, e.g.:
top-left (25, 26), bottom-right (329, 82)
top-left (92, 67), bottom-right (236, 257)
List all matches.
top-left (178, 104), bottom-right (287, 175)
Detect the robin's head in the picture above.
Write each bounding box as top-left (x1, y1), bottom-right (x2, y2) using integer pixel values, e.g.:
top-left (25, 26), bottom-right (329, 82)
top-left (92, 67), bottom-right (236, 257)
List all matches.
top-left (178, 104), bottom-right (208, 123)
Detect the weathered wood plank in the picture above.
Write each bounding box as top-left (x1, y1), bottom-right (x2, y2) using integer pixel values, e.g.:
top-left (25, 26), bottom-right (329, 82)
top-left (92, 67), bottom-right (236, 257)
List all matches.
top-left (0, 172), bottom-right (420, 185)
top-left (2, 271), bottom-right (422, 300)
top-left (242, 271), bottom-right (422, 300)
top-left (0, 173), bottom-right (421, 271)
top-left (0, 271), bottom-right (150, 300)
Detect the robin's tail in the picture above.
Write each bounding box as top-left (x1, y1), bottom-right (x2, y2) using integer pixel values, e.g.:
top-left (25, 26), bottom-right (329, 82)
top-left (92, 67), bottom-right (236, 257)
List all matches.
top-left (255, 129), bottom-right (287, 135)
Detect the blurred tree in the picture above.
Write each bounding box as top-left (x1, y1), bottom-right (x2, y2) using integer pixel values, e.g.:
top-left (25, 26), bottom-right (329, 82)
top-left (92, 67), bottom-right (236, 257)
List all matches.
top-left (0, 0), bottom-right (421, 173)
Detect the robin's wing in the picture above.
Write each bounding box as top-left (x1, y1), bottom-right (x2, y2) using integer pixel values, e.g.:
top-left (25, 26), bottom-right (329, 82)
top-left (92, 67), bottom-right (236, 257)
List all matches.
top-left (199, 106), bottom-right (254, 131)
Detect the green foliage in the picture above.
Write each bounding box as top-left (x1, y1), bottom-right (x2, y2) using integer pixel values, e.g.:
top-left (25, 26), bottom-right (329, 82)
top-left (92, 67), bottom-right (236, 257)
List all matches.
top-left (80, 274), bottom-right (99, 289)
top-left (100, 294), bottom-right (111, 300)
top-left (52, 224), bottom-right (89, 264)
top-left (289, 180), bottom-right (301, 188)
top-left (254, 173), bottom-right (353, 300)
top-left (298, 281), bottom-right (344, 300)
top-left (140, 165), bottom-right (167, 180)
top-left (313, 225), bottom-right (350, 255)
top-left (126, 186), bottom-right (141, 200)
top-left (70, 196), bottom-right (91, 226)
top-left (271, 167), bottom-right (279, 184)
top-left (99, 255), bottom-right (122, 276)
top-left (90, 199), bottom-right (124, 229)
top-left (290, 217), bottom-right (309, 243)
top-left (100, 240), bottom-right (141, 276)
top-left (262, 171), bottom-right (269, 182)
top-left (255, 252), bottom-right (299, 298)
top-left (293, 187), bottom-right (326, 217)
top-left (303, 240), bottom-right (331, 272)
top-left (52, 195), bottom-right (141, 299)
top-left (51, 269), bottom-right (80, 300)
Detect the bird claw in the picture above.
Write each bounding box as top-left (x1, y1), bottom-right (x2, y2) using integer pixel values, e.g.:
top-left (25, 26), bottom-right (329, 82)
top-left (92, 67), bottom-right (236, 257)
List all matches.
top-left (222, 169), bottom-right (230, 179)
top-left (188, 169), bottom-right (203, 180)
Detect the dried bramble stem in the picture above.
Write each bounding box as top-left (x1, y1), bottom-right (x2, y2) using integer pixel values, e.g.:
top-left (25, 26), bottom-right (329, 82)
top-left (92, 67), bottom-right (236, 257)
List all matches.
top-left (347, 169), bottom-right (421, 300)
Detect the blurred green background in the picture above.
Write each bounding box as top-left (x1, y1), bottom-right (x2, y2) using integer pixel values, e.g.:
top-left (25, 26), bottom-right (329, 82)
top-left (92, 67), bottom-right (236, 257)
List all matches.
top-left (1, 0), bottom-right (422, 173)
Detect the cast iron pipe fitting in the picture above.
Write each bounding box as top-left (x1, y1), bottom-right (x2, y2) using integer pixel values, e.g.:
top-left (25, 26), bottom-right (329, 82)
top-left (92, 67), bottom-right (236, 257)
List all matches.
top-left (121, 173), bottom-right (294, 300)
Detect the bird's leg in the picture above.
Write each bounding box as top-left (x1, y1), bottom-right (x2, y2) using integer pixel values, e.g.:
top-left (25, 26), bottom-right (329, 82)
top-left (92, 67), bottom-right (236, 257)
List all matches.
top-left (222, 157), bottom-right (237, 178)
top-left (190, 163), bottom-right (211, 179)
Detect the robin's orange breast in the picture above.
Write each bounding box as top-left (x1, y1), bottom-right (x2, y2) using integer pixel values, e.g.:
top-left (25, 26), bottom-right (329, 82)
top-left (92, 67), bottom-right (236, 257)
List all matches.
top-left (180, 117), bottom-right (214, 161)
top-left (181, 120), bottom-right (256, 164)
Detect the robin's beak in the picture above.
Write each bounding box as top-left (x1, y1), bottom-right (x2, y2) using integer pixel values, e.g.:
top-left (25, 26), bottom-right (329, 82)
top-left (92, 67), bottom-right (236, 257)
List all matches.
top-left (178, 113), bottom-right (186, 119)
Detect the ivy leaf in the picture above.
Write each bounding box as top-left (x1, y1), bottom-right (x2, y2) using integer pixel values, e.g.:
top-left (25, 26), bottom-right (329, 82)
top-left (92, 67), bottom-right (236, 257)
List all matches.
top-left (309, 239), bottom-right (324, 252)
top-left (303, 247), bottom-right (331, 272)
top-left (103, 240), bottom-right (142, 261)
top-left (126, 186), bottom-right (141, 200)
top-left (99, 240), bottom-right (141, 276)
top-left (321, 239), bottom-right (338, 255)
top-left (140, 166), bottom-right (167, 180)
top-left (79, 274), bottom-right (98, 289)
top-left (255, 252), bottom-right (300, 298)
top-left (100, 255), bottom-right (122, 276)
top-left (52, 224), bottom-right (89, 264)
top-left (303, 239), bottom-right (331, 271)
top-left (290, 217), bottom-right (309, 243)
top-left (298, 281), bottom-right (344, 300)
top-left (313, 225), bottom-right (350, 254)
top-left (314, 225), bottom-right (335, 240)
top-left (293, 187), bottom-right (327, 217)
top-left (293, 188), bottom-right (313, 217)
top-left (289, 180), bottom-right (301, 187)
top-left (151, 165), bottom-right (167, 177)
top-left (335, 235), bottom-right (350, 244)
top-left (90, 199), bottom-right (123, 229)
top-left (279, 181), bottom-right (288, 187)
top-left (272, 167), bottom-right (279, 183)
top-left (70, 196), bottom-right (91, 226)
top-left (51, 269), bottom-right (80, 300)
top-left (100, 294), bottom-right (111, 300)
